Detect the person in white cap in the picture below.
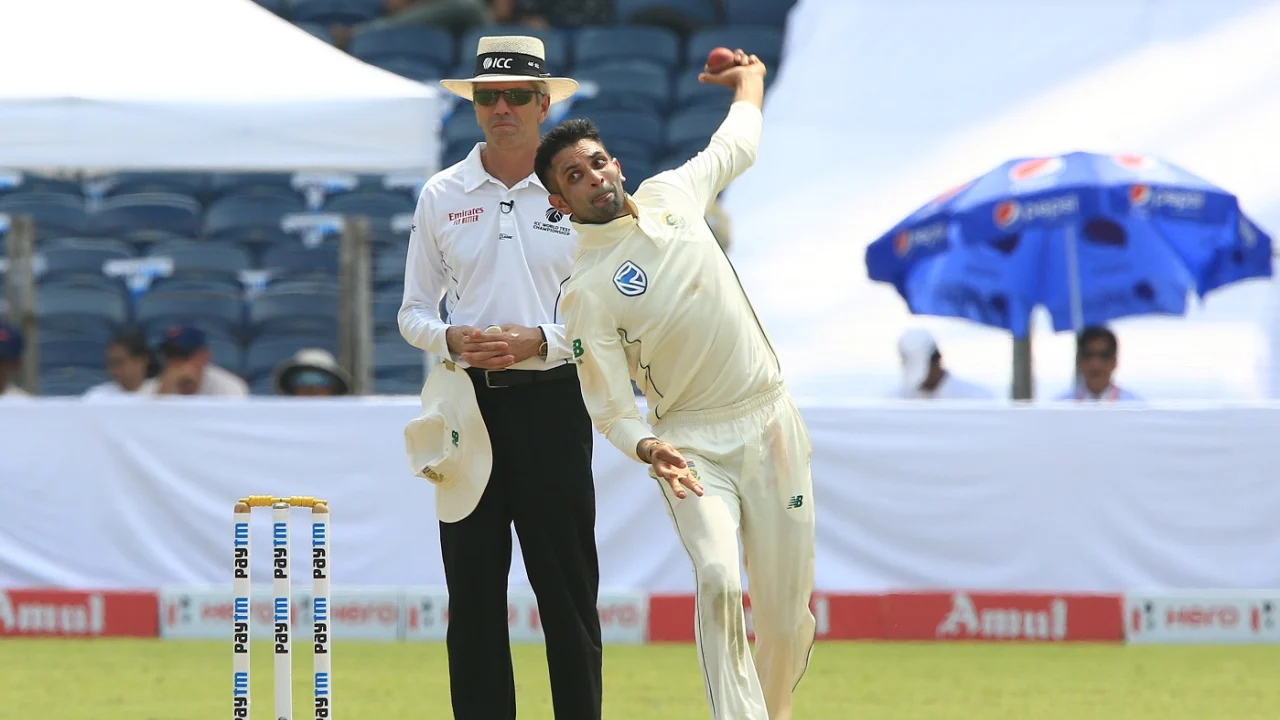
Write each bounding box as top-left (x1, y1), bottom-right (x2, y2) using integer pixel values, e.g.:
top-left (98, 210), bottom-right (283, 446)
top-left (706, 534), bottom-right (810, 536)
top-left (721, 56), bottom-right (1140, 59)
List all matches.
top-left (272, 349), bottom-right (351, 397)
top-left (397, 36), bottom-right (603, 720)
top-left (894, 328), bottom-right (995, 400)
top-left (535, 50), bottom-right (813, 720)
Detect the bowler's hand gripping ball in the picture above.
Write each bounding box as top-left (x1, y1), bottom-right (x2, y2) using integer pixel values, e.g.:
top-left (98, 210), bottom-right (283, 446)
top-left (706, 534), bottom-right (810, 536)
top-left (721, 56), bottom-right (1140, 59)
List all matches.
top-left (705, 46), bottom-right (736, 74)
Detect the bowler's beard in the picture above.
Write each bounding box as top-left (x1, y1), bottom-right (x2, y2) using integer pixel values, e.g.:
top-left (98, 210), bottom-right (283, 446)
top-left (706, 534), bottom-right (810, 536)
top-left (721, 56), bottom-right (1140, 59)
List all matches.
top-left (573, 182), bottom-right (626, 225)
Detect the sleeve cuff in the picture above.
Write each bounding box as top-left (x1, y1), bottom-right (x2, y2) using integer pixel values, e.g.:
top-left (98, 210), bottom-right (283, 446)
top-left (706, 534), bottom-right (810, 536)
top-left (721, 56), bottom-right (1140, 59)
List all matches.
top-left (539, 323), bottom-right (573, 363)
top-left (609, 420), bottom-right (656, 464)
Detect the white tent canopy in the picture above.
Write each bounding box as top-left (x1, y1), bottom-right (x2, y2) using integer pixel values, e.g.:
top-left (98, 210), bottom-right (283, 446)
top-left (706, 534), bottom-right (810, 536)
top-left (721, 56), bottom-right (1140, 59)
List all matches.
top-left (0, 0), bottom-right (442, 172)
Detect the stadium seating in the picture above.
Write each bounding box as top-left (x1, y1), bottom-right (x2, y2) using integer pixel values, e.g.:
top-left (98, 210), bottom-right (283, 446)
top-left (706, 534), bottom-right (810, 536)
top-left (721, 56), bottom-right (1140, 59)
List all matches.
top-left (99, 172), bottom-right (211, 200)
top-left (39, 239), bottom-right (134, 283)
top-left (615, 0), bottom-right (720, 26)
top-left (148, 240), bottom-right (253, 286)
top-left (723, 0), bottom-right (796, 26)
top-left (135, 287), bottom-right (245, 339)
top-left (573, 65), bottom-right (671, 114)
top-left (0, 193), bottom-right (89, 239)
top-left (249, 282), bottom-right (340, 337)
top-left (289, 0), bottom-right (382, 26)
top-left (365, 56), bottom-right (444, 82)
top-left (92, 193), bottom-right (203, 242)
top-left (349, 25), bottom-right (455, 69)
top-left (573, 26), bottom-right (682, 72)
top-left (575, 110), bottom-right (665, 153)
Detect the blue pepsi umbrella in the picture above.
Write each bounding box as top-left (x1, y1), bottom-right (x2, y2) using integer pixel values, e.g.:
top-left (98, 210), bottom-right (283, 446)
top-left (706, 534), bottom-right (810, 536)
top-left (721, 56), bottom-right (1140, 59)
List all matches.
top-left (865, 152), bottom-right (1273, 340)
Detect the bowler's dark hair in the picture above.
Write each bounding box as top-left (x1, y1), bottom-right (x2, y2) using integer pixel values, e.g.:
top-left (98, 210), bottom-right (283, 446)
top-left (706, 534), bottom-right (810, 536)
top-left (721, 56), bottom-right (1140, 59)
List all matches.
top-left (535, 118), bottom-right (607, 193)
top-left (1076, 325), bottom-right (1118, 357)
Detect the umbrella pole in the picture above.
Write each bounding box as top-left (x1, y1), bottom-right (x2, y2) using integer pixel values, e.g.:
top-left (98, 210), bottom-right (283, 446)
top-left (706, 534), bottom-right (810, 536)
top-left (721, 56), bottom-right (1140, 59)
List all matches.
top-left (1012, 334), bottom-right (1033, 400)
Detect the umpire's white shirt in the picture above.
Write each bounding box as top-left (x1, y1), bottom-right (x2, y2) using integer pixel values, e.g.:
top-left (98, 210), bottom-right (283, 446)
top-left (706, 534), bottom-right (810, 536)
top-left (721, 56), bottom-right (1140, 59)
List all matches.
top-left (562, 102), bottom-right (782, 462)
top-left (399, 142), bottom-right (578, 370)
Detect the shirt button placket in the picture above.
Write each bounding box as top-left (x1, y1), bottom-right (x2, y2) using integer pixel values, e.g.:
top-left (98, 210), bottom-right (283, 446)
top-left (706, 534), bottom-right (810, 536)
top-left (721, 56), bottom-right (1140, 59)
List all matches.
top-left (499, 193), bottom-right (516, 241)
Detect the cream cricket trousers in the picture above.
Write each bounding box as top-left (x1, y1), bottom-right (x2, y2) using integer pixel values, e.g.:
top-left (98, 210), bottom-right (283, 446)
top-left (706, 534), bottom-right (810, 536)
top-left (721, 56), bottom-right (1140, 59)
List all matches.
top-left (652, 384), bottom-right (816, 720)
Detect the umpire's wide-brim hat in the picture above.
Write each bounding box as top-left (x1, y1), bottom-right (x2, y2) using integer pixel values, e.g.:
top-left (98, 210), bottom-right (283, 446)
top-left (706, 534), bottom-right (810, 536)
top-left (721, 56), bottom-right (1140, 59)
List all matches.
top-left (440, 35), bottom-right (579, 105)
top-left (404, 359), bottom-right (493, 523)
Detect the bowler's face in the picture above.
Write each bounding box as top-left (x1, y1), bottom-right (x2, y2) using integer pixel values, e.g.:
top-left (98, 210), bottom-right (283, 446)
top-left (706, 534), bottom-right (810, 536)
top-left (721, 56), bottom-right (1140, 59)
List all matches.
top-left (547, 139), bottom-right (626, 224)
top-left (473, 81), bottom-right (549, 147)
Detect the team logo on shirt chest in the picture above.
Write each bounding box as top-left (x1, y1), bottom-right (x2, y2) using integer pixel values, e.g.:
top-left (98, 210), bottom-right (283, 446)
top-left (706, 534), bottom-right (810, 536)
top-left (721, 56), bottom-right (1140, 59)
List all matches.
top-left (449, 207), bottom-right (484, 225)
top-left (613, 261), bottom-right (647, 296)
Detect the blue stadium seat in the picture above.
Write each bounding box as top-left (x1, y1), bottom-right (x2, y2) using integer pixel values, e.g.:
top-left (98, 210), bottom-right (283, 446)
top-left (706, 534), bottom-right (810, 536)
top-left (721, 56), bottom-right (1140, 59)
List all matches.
top-left (674, 70), bottom-right (734, 110)
top-left (0, 193), bottom-right (89, 238)
top-left (39, 367), bottom-right (110, 396)
top-left (723, 0), bottom-right (795, 26)
top-left (147, 240), bottom-right (252, 285)
top-left (244, 333), bottom-right (339, 381)
top-left (373, 249), bottom-right (406, 289)
top-left (572, 110), bottom-right (664, 152)
top-left (686, 27), bottom-right (785, 72)
top-left (459, 26), bottom-right (568, 69)
top-left (372, 289), bottom-right (404, 334)
top-left (574, 26), bottom-right (681, 71)
top-left (208, 173), bottom-right (300, 202)
top-left (294, 22), bottom-right (333, 44)
top-left (39, 337), bottom-right (108, 370)
top-left (262, 243), bottom-right (339, 278)
top-left (613, 156), bottom-right (657, 190)
top-left (204, 195), bottom-right (307, 245)
top-left (1, 174), bottom-right (82, 196)
top-left (442, 111), bottom-right (484, 149)
top-left (349, 24), bottom-right (455, 68)
top-left (91, 193), bottom-right (203, 241)
top-left (249, 285), bottom-right (340, 337)
top-left (250, 375), bottom-right (276, 395)
top-left (253, 0), bottom-right (290, 17)
top-left (366, 56), bottom-right (443, 82)
top-left (665, 106), bottom-right (730, 153)
top-left (289, 0), bottom-right (381, 25)
top-left (135, 289), bottom-right (245, 339)
top-left (573, 65), bottom-right (671, 114)
top-left (100, 173), bottom-right (211, 200)
top-left (616, 0), bottom-right (719, 26)
top-left (374, 374), bottom-right (424, 395)
top-left (374, 337), bottom-right (424, 372)
top-left (442, 141), bottom-right (476, 168)
top-left (39, 239), bottom-right (135, 282)
top-left (36, 282), bottom-right (129, 329)
top-left (324, 192), bottom-right (415, 221)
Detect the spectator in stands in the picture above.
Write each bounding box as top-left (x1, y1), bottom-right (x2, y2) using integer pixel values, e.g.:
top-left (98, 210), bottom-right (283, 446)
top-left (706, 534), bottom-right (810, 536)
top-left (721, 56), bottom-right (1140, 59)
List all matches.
top-left (894, 328), bottom-right (995, 400)
top-left (1056, 325), bottom-right (1141, 402)
top-left (83, 329), bottom-right (158, 400)
top-left (0, 322), bottom-right (30, 399)
top-left (331, 0), bottom-right (490, 48)
top-left (155, 325), bottom-right (249, 397)
top-left (273, 349), bottom-right (350, 397)
top-left (401, 35), bottom-right (602, 720)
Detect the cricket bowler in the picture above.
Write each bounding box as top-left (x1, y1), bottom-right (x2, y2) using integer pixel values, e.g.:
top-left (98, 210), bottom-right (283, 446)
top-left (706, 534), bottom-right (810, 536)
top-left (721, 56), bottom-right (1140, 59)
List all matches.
top-left (534, 49), bottom-right (815, 720)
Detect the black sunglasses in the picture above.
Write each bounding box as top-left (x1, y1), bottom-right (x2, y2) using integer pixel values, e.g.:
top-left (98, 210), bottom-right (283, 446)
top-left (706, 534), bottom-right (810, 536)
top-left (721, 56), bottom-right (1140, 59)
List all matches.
top-left (1079, 349), bottom-right (1115, 361)
top-left (472, 88), bottom-right (541, 107)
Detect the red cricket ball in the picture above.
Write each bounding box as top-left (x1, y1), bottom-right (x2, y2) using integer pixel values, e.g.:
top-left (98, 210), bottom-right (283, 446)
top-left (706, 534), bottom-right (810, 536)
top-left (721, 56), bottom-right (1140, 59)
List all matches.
top-left (705, 47), bottom-right (736, 73)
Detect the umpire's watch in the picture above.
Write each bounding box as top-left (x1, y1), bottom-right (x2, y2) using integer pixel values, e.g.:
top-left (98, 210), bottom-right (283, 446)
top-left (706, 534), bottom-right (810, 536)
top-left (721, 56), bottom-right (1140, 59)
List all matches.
top-left (538, 327), bottom-right (548, 360)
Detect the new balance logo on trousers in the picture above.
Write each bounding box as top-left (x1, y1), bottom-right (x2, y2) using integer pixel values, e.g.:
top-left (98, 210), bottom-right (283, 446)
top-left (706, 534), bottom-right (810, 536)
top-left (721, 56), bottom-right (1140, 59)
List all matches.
top-left (787, 495), bottom-right (804, 509)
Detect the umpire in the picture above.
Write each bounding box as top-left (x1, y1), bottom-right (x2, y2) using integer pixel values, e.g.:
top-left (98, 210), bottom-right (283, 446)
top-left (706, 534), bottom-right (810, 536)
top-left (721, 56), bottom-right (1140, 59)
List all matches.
top-left (398, 36), bottom-right (601, 720)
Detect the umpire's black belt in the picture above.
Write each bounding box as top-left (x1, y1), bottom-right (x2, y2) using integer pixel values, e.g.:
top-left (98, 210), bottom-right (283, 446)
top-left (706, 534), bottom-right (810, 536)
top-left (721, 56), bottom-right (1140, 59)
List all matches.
top-left (467, 363), bottom-right (577, 389)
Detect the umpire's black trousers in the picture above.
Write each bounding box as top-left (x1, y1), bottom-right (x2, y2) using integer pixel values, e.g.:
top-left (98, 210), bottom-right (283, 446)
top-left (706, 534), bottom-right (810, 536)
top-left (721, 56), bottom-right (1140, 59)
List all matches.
top-left (440, 364), bottom-right (602, 720)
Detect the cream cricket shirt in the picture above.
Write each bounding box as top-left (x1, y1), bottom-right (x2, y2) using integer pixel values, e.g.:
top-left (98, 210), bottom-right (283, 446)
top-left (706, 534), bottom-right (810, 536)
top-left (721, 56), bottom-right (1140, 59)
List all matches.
top-left (399, 143), bottom-right (579, 370)
top-left (561, 102), bottom-right (782, 462)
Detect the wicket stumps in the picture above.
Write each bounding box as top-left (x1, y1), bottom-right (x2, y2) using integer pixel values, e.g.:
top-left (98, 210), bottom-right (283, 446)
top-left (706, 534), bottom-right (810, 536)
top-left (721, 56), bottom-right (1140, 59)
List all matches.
top-left (233, 495), bottom-right (331, 720)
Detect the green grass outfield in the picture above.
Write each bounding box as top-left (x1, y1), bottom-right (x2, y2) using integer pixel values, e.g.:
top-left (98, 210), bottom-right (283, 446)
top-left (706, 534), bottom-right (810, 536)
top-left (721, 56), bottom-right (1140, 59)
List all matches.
top-left (3, 639), bottom-right (1278, 719)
